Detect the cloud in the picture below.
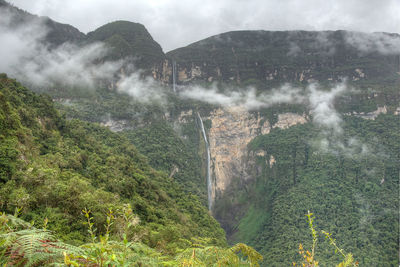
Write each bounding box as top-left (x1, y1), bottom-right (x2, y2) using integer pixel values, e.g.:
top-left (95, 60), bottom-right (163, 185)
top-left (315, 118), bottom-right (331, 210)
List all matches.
top-left (306, 82), bottom-right (375, 158)
top-left (116, 71), bottom-right (166, 103)
top-left (344, 31), bottom-right (400, 55)
top-left (7, 0), bottom-right (400, 51)
top-left (0, 6), bottom-right (171, 106)
top-left (180, 83), bottom-right (305, 109)
top-left (181, 80), bottom-right (374, 158)
top-left (0, 6), bottom-right (378, 158)
top-left (0, 9), bottom-right (123, 89)
top-left (308, 82), bottom-right (345, 135)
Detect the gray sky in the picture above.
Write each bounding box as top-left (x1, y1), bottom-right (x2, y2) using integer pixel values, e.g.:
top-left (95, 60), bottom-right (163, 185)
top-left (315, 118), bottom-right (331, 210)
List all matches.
top-left (7, 0), bottom-right (400, 52)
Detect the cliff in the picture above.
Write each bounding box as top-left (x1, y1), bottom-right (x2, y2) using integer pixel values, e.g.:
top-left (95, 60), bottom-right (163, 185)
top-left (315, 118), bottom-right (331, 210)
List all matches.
top-left (165, 30), bottom-right (400, 87)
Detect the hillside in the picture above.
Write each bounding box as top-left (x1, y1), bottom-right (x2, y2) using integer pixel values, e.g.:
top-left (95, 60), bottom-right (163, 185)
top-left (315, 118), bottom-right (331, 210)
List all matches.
top-left (0, 74), bottom-right (225, 250)
top-left (0, 0), bottom-right (85, 46)
top-left (87, 20), bottom-right (165, 69)
top-left (215, 117), bottom-right (399, 266)
top-left (0, 2), bottom-right (399, 265)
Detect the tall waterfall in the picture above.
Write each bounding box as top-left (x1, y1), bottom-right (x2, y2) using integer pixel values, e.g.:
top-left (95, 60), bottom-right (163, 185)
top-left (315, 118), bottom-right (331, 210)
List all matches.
top-left (197, 112), bottom-right (213, 211)
top-left (172, 61), bottom-right (177, 93)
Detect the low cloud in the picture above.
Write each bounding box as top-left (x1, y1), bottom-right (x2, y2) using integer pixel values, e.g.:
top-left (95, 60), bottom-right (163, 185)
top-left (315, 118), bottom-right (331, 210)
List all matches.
top-left (286, 31), bottom-right (400, 57)
top-left (116, 71), bottom-right (166, 104)
top-left (308, 82), bottom-right (345, 135)
top-left (182, 80), bottom-right (373, 158)
top-left (181, 83), bottom-right (305, 109)
top-left (344, 31), bottom-right (400, 55)
top-left (0, 8), bottom-right (122, 89)
top-left (0, 3), bottom-right (392, 159)
top-left (8, 0), bottom-right (400, 52)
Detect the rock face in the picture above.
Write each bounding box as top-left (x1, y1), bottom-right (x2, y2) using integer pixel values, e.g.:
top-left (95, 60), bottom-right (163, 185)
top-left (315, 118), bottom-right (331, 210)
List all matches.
top-left (166, 30), bottom-right (400, 86)
top-left (351, 106), bottom-right (388, 120)
top-left (100, 119), bottom-right (129, 132)
top-left (205, 107), bottom-right (308, 204)
top-left (273, 113), bottom-right (308, 129)
top-left (207, 107), bottom-right (269, 200)
top-left (172, 107), bottom-right (309, 207)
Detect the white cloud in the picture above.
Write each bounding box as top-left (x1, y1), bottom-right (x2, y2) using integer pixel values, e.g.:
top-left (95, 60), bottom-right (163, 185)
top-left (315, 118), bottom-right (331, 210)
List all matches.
top-left (7, 0), bottom-right (400, 51)
top-left (344, 31), bottom-right (400, 55)
top-left (180, 83), bottom-right (305, 109)
top-left (0, 9), bottom-right (123, 89)
top-left (181, 80), bottom-right (373, 158)
top-left (308, 82), bottom-right (346, 135)
top-left (116, 71), bottom-right (166, 103)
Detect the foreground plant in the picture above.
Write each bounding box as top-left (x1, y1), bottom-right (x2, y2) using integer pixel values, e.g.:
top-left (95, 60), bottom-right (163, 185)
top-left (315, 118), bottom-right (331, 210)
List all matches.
top-left (0, 205), bottom-right (262, 266)
top-left (0, 211), bottom-right (83, 266)
top-left (294, 211), bottom-right (358, 267)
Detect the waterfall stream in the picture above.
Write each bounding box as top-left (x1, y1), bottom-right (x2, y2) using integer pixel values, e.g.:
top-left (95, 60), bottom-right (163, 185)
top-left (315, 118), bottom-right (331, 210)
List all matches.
top-left (172, 61), bottom-right (177, 93)
top-left (197, 112), bottom-right (213, 211)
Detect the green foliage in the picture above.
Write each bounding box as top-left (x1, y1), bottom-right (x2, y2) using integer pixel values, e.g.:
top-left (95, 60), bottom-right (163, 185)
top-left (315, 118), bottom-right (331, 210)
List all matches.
top-left (217, 115), bottom-right (399, 266)
top-left (294, 212), bottom-right (358, 267)
top-left (0, 209), bottom-right (260, 267)
top-left (123, 121), bottom-right (207, 202)
top-left (167, 31), bottom-right (400, 88)
top-left (175, 243), bottom-right (262, 267)
top-left (87, 20), bottom-right (165, 68)
top-left (0, 77), bottom-right (226, 253)
top-left (0, 212), bottom-right (84, 266)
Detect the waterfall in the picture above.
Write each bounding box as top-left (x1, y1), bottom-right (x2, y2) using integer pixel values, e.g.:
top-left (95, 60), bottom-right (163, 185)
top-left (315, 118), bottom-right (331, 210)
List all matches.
top-left (197, 112), bottom-right (213, 211)
top-left (172, 61), bottom-right (177, 93)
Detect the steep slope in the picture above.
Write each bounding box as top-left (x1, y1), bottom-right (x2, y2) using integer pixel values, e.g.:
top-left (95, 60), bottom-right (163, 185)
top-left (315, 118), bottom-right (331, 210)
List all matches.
top-left (1, 3), bottom-right (398, 265)
top-left (0, 0), bottom-right (85, 46)
top-left (87, 20), bottom-right (165, 70)
top-left (166, 30), bottom-right (400, 87)
top-left (0, 74), bottom-right (226, 250)
top-left (220, 117), bottom-right (399, 266)
top-left (0, 2), bottom-right (166, 74)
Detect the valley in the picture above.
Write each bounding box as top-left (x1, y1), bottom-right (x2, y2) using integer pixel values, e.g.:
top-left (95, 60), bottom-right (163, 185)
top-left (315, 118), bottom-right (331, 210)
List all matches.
top-left (0, 1), bottom-right (399, 266)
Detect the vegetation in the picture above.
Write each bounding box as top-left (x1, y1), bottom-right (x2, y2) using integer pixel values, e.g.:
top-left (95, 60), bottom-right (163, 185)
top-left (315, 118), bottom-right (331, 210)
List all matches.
top-left (0, 208), bottom-right (262, 266)
top-left (123, 121), bottom-right (207, 202)
top-left (0, 76), bottom-right (228, 256)
top-left (215, 115), bottom-right (399, 266)
top-left (1, 4), bottom-right (399, 265)
top-left (87, 20), bottom-right (165, 69)
top-left (167, 30), bottom-right (400, 88)
top-left (294, 211), bottom-right (358, 267)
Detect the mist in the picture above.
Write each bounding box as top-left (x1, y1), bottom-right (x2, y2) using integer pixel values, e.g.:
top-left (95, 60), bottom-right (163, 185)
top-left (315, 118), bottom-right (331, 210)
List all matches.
top-left (0, 2), bottom-right (393, 159)
top-left (344, 31), bottom-right (400, 55)
top-left (180, 83), bottom-right (305, 109)
top-left (181, 80), bottom-right (376, 158)
top-left (0, 9), bottom-right (122, 89)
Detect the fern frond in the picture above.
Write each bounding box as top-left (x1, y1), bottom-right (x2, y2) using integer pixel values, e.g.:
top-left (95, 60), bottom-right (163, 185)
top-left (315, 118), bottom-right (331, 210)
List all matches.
top-left (1, 228), bottom-right (82, 266)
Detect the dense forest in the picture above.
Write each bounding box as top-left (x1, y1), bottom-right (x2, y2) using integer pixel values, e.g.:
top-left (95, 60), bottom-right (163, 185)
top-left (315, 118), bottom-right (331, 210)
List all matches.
top-left (0, 75), bottom-right (264, 266)
top-left (214, 115), bottom-right (399, 266)
top-left (1, 1), bottom-right (399, 266)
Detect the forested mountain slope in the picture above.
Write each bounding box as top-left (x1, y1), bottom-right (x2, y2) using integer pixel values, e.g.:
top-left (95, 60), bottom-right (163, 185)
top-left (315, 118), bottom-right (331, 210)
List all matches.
top-left (0, 74), bottom-right (225, 250)
top-left (1, 2), bottom-right (399, 266)
top-left (216, 116), bottom-right (399, 266)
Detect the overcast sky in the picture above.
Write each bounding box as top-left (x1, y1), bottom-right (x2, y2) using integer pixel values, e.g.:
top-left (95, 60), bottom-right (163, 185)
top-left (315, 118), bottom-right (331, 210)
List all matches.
top-left (7, 0), bottom-right (400, 52)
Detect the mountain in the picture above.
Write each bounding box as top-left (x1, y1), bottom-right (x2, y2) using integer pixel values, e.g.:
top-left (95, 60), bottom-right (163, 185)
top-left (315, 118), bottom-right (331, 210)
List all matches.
top-left (166, 30), bottom-right (400, 87)
top-left (87, 20), bottom-right (165, 69)
top-left (0, 0), bottom-right (85, 46)
top-left (0, 73), bottom-right (226, 248)
top-left (0, 1), bottom-right (166, 73)
top-left (0, 2), bottom-right (399, 266)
